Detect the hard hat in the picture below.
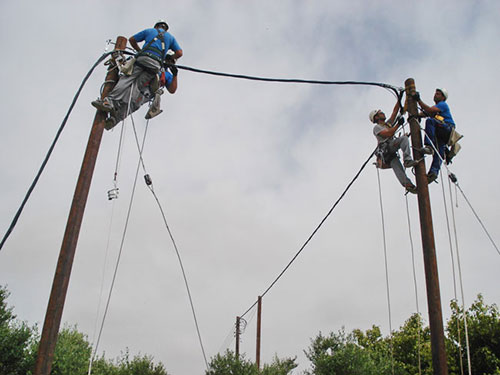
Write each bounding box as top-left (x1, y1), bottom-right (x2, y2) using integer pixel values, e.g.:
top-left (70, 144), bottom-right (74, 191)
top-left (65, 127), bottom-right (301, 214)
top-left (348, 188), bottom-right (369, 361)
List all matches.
top-left (436, 87), bottom-right (448, 100)
top-left (369, 109), bottom-right (382, 123)
top-left (154, 20), bottom-right (169, 30)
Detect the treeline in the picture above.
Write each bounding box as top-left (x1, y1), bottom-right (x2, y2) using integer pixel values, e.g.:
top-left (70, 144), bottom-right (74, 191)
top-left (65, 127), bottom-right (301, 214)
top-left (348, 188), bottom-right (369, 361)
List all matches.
top-left (1, 285), bottom-right (499, 374)
top-left (0, 286), bottom-right (167, 375)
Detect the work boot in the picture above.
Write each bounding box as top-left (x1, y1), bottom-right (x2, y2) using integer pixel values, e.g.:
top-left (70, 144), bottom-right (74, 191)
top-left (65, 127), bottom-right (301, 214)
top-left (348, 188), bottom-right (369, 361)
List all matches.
top-left (404, 159), bottom-right (419, 168)
top-left (145, 107), bottom-right (163, 120)
top-left (404, 182), bottom-right (417, 194)
top-left (418, 146), bottom-right (434, 155)
top-left (92, 98), bottom-right (114, 112)
top-left (427, 172), bottom-right (438, 184)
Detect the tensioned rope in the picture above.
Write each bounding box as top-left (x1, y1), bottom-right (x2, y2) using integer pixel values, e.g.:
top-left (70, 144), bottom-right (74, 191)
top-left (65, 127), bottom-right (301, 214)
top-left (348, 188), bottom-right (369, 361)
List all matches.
top-left (88, 83), bottom-right (136, 375)
top-left (240, 148), bottom-right (377, 318)
top-left (128, 114), bottom-right (209, 370)
top-left (420, 125), bottom-right (499, 257)
top-left (447, 174), bottom-right (472, 375)
top-left (439, 172), bottom-right (467, 375)
top-left (404, 194), bottom-right (423, 375)
top-left (420, 131), bottom-right (475, 374)
top-left (375, 167), bottom-right (395, 375)
top-left (88, 117), bottom-right (146, 372)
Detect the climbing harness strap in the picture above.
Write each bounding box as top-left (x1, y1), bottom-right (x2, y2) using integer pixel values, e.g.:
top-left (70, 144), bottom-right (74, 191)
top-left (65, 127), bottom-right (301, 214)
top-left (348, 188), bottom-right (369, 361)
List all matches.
top-left (137, 30), bottom-right (166, 61)
top-left (375, 141), bottom-right (397, 169)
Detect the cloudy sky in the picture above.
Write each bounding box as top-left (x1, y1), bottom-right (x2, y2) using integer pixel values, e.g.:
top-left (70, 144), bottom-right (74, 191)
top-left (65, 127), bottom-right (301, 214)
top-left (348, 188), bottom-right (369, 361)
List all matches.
top-left (1, 1), bottom-right (499, 374)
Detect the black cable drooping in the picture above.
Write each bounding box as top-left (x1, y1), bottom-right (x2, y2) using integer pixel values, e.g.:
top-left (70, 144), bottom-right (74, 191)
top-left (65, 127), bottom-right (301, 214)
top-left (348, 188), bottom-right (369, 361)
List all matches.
top-left (0, 51), bottom-right (114, 251)
top-left (175, 64), bottom-right (402, 96)
top-left (240, 148), bottom-right (377, 318)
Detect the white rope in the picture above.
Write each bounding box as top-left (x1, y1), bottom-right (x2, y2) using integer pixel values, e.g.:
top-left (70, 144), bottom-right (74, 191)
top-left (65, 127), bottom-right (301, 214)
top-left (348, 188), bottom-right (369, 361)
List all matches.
top-left (420, 124), bottom-right (474, 374)
top-left (420, 125), bottom-right (499, 256)
top-left (404, 194), bottom-right (422, 375)
top-left (87, 200), bottom-right (116, 375)
top-left (88, 126), bottom-right (146, 373)
top-left (375, 167), bottom-right (395, 375)
top-left (447, 177), bottom-right (472, 375)
top-left (129, 116), bottom-right (209, 370)
top-left (87, 87), bottom-right (142, 373)
top-left (439, 173), bottom-right (465, 375)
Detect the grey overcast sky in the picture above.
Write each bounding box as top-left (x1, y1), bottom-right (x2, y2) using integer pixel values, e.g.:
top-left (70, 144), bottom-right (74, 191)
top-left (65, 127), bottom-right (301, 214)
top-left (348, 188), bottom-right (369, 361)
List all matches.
top-left (1, 1), bottom-right (499, 374)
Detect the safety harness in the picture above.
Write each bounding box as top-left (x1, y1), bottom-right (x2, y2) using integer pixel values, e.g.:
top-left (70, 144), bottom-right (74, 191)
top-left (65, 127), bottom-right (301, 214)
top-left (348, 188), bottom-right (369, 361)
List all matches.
top-left (375, 140), bottom-right (398, 169)
top-left (137, 30), bottom-right (166, 64)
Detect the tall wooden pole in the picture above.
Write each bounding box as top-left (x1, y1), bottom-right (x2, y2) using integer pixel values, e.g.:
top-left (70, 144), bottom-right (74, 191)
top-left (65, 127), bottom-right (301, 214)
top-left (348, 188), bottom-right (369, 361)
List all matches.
top-left (405, 78), bottom-right (449, 375)
top-left (256, 296), bottom-right (262, 372)
top-left (33, 36), bottom-right (127, 375)
top-left (236, 316), bottom-right (241, 358)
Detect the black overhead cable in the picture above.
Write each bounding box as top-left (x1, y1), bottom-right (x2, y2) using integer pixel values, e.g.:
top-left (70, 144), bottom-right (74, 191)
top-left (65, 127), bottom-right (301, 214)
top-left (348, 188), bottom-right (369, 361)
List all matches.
top-left (175, 64), bottom-right (403, 97)
top-left (0, 50), bottom-right (113, 251)
top-left (240, 147), bottom-right (377, 318)
top-left (1, 56), bottom-right (402, 252)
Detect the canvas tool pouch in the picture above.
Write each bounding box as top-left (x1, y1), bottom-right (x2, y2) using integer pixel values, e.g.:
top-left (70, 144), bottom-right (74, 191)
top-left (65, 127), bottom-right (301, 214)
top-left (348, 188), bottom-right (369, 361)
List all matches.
top-left (447, 128), bottom-right (463, 147)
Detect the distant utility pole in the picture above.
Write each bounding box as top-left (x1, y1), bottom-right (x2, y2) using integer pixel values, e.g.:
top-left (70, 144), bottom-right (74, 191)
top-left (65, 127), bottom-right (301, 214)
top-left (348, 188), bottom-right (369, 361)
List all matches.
top-left (256, 296), bottom-right (262, 372)
top-left (33, 36), bottom-right (127, 375)
top-left (405, 78), bottom-right (449, 375)
top-left (236, 316), bottom-right (241, 358)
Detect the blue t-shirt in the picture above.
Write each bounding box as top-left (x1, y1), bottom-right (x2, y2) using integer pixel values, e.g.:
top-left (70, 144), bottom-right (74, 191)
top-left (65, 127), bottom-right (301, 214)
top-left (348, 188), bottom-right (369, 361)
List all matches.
top-left (435, 101), bottom-right (455, 126)
top-left (133, 28), bottom-right (181, 60)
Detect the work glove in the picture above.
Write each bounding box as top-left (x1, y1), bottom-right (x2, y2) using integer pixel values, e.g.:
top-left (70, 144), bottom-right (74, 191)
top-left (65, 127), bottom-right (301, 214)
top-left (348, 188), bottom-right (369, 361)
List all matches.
top-left (169, 65), bottom-right (178, 77)
top-left (397, 117), bottom-right (405, 126)
top-left (412, 92), bottom-right (421, 101)
top-left (164, 54), bottom-right (176, 65)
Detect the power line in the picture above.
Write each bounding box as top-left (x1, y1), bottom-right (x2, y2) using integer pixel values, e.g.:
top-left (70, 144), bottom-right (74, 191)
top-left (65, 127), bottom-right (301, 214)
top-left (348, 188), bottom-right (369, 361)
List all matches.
top-left (176, 64), bottom-right (402, 96)
top-left (0, 51), bottom-right (114, 251)
top-left (1, 57), bottom-right (403, 252)
top-left (240, 148), bottom-right (377, 318)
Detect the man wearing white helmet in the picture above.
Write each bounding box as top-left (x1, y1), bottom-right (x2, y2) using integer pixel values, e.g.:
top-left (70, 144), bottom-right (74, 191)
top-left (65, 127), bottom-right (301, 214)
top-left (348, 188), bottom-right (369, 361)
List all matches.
top-left (92, 20), bottom-right (183, 129)
top-left (370, 100), bottom-right (418, 194)
top-left (413, 88), bottom-right (456, 183)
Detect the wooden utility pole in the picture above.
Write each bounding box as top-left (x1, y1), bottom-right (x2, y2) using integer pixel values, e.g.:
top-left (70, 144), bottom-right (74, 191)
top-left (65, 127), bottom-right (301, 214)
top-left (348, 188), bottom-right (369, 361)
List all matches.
top-left (236, 316), bottom-right (241, 358)
top-left (405, 78), bottom-right (449, 375)
top-left (256, 296), bottom-right (262, 372)
top-left (33, 36), bottom-right (127, 375)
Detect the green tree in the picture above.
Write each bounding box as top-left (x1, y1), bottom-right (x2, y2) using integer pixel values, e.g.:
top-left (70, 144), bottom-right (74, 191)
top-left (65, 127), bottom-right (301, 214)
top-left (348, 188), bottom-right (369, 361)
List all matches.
top-left (206, 350), bottom-right (257, 375)
top-left (0, 285), bottom-right (37, 375)
top-left (304, 328), bottom-right (390, 375)
top-left (206, 350), bottom-right (296, 375)
top-left (115, 349), bottom-right (168, 375)
top-left (390, 313), bottom-right (433, 375)
top-left (51, 325), bottom-right (92, 375)
top-left (447, 294), bottom-right (500, 375)
top-left (261, 354), bottom-right (297, 375)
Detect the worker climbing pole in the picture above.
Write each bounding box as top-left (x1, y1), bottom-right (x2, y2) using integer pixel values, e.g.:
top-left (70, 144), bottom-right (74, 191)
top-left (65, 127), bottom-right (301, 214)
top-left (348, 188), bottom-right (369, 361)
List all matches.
top-left (91, 20), bottom-right (182, 130)
top-left (33, 36), bottom-right (127, 375)
top-left (405, 78), bottom-right (449, 375)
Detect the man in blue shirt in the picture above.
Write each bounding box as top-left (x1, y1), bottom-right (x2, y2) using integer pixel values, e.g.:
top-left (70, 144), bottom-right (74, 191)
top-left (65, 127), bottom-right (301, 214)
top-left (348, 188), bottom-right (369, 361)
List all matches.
top-left (414, 88), bottom-right (456, 183)
top-left (92, 20), bottom-right (182, 129)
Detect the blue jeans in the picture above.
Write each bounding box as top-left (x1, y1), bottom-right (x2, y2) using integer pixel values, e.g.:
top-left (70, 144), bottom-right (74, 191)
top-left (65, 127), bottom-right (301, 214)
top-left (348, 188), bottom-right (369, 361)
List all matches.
top-left (424, 118), bottom-right (453, 175)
